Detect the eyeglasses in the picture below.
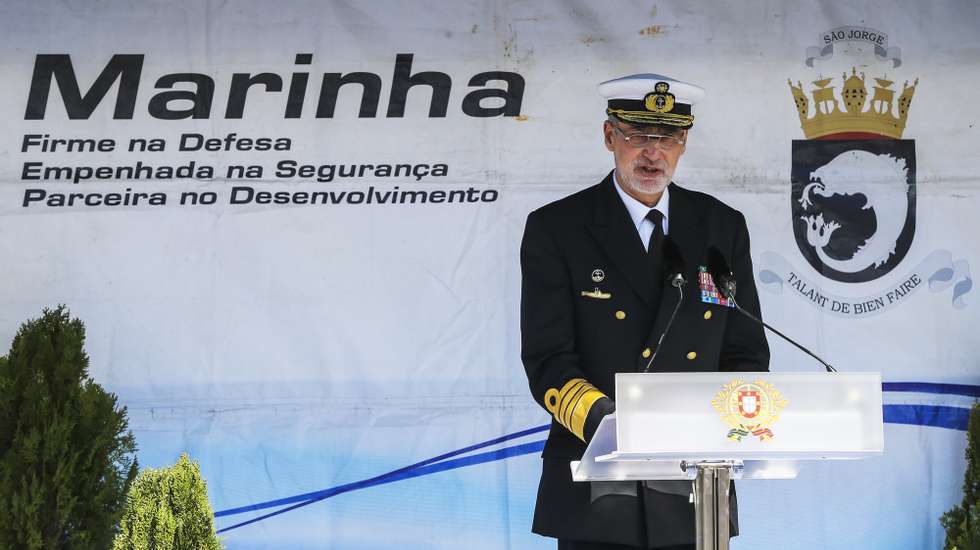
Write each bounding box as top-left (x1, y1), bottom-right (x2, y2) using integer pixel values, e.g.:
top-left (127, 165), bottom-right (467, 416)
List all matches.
top-left (612, 125), bottom-right (686, 151)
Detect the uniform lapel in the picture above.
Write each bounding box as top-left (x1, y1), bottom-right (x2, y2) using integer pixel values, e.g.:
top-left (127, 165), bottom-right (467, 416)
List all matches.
top-left (586, 173), bottom-right (654, 306)
top-left (642, 183), bottom-right (708, 369)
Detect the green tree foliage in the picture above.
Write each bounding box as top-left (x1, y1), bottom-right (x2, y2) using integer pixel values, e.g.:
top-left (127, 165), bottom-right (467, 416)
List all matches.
top-left (0, 305), bottom-right (138, 549)
top-left (113, 453), bottom-right (223, 550)
top-left (942, 402), bottom-right (980, 550)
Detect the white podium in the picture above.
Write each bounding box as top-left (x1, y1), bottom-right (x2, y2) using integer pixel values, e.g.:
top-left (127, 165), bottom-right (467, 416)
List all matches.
top-left (572, 372), bottom-right (884, 550)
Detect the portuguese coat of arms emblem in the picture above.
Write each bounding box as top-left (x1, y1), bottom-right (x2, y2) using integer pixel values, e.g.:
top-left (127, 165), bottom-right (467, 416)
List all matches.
top-left (711, 379), bottom-right (788, 441)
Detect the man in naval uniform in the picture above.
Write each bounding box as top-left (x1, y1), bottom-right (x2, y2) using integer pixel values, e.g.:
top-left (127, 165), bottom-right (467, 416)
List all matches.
top-left (520, 74), bottom-right (770, 549)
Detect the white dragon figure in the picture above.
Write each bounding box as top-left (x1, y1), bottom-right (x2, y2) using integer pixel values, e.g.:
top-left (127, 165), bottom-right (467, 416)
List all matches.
top-left (799, 150), bottom-right (909, 273)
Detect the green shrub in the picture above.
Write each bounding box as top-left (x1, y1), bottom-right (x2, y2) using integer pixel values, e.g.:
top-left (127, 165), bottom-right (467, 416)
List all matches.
top-left (0, 305), bottom-right (138, 549)
top-left (942, 402), bottom-right (980, 550)
top-left (113, 453), bottom-right (223, 550)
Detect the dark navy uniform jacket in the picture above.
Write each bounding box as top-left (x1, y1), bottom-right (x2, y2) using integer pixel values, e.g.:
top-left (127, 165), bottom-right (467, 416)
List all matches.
top-left (520, 172), bottom-right (770, 548)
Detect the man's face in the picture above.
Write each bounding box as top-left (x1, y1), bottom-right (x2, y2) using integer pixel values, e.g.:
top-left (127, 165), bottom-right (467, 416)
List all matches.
top-left (603, 119), bottom-right (687, 203)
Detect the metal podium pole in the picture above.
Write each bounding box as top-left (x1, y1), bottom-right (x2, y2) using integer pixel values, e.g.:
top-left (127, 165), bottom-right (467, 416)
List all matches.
top-left (693, 462), bottom-right (732, 550)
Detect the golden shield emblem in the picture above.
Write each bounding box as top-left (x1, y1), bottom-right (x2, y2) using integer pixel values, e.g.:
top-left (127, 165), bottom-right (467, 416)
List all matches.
top-left (711, 379), bottom-right (788, 441)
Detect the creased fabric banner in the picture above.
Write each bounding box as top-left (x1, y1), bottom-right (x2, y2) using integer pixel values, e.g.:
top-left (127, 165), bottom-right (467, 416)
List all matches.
top-left (0, 1), bottom-right (977, 550)
top-left (757, 250), bottom-right (972, 317)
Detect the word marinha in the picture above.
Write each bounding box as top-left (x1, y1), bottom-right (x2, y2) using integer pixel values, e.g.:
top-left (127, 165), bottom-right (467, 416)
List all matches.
top-left (25, 54), bottom-right (525, 120)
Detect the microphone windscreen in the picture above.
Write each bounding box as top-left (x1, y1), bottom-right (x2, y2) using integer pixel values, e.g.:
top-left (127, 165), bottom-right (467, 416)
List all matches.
top-left (705, 246), bottom-right (731, 281)
top-left (706, 246), bottom-right (737, 299)
top-left (662, 236), bottom-right (686, 279)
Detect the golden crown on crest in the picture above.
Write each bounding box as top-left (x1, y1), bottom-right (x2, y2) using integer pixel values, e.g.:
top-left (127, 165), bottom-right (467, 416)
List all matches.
top-left (788, 67), bottom-right (918, 139)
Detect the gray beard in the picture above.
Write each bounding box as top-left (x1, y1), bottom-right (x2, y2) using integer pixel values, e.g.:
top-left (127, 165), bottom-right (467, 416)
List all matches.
top-left (618, 170), bottom-right (671, 197)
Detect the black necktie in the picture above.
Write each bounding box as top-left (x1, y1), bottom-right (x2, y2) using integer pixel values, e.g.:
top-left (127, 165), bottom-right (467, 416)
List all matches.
top-left (645, 209), bottom-right (665, 256)
top-left (645, 209), bottom-right (666, 305)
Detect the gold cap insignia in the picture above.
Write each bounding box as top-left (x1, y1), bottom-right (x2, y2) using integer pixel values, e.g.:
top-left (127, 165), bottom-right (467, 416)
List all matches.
top-left (644, 81), bottom-right (676, 113)
top-left (711, 379), bottom-right (788, 442)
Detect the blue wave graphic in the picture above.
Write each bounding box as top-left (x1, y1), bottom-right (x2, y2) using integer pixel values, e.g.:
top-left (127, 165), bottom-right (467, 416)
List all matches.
top-left (215, 382), bottom-right (977, 533)
top-left (883, 404), bottom-right (970, 430)
top-left (216, 440), bottom-right (546, 534)
top-left (882, 382), bottom-right (980, 398)
top-left (216, 423), bottom-right (548, 518)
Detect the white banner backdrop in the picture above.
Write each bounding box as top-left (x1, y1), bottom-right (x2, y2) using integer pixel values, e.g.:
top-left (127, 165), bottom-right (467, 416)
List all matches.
top-left (0, 1), bottom-right (977, 548)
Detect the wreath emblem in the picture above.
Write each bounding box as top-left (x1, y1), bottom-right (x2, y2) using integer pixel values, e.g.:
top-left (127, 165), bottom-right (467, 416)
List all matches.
top-left (711, 379), bottom-right (788, 441)
top-left (644, 81), bottom-right (676, 113)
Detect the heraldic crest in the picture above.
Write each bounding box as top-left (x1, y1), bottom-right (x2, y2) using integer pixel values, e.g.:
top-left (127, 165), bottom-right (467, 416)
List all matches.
top-left (711, 379), bottom-right (788, 441)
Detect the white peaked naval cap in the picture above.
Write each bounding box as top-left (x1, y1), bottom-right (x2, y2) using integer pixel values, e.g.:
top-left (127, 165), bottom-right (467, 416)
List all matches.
top-left (598, 74), bottom-right (705, 128)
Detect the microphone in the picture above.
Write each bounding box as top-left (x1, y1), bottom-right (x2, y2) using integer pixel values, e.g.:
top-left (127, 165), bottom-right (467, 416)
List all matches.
top-left (706, 247), bottom-right (736, 299)
top-left (705, 246), bottom-right (837, 372)
top-left (663, 237), bottom-right (687, 289)
top-left (643, 237), bottom-right (687, 373)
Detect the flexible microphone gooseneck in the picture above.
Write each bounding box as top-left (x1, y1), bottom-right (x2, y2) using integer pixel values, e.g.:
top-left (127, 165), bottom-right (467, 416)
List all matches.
top-left (643, 237), bottom-right (687, 373)
top-left (706, 246), bottom-right (837, 373)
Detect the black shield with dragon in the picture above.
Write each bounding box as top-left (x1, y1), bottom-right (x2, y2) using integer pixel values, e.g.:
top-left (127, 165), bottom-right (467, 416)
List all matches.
top-left (791, 139), bottom-right (916, 283)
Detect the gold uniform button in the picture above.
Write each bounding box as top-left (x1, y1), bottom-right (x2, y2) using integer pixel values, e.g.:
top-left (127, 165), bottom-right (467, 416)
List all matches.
top-left (703, 310), bottom-right (712, 320)
top-left (686, 351), bottom-right (697, 360)
top-left (615, 310), bottom-right (626, 320)
top-left (642, 348), bottom-right (652, 358)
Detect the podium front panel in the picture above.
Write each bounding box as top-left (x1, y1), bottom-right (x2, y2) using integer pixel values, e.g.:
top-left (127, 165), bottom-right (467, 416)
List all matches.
top-left (573, 415), bottom-right (802, 481)
top-left (613, 372), bottom-right (883, 460)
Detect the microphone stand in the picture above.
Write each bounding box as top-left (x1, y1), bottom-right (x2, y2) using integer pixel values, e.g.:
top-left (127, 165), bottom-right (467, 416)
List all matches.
top-left (725, 292), bottom-right (837, 373)
top-left (643, 276), bottom-right (686, 373)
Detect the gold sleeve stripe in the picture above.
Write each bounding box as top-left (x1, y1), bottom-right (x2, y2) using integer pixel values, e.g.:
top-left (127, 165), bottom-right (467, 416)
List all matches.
top-left (563, 382), bottom-right (595, 429)
top-left (558, 381), bottom-right (589, 425)
top-left (545, 379), bottom-right (584, 417)
top-left (544, 378), bottom-right (608, 441)
top-left (569, 388), bottom-right (606, 441)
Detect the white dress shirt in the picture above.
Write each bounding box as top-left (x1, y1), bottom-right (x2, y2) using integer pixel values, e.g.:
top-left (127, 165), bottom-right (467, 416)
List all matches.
top-left (612, 171), bottom-right (670, 251)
